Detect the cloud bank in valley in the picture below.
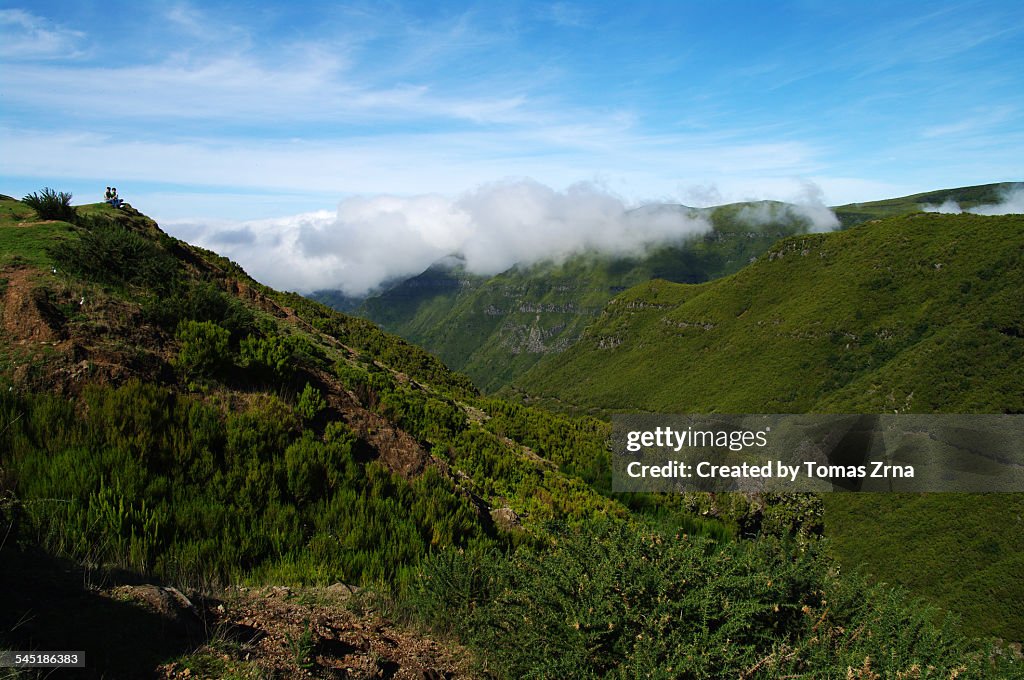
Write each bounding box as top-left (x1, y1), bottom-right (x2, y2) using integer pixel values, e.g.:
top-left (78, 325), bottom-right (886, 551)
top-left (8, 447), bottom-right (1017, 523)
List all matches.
top-left (167, 179), bottom-right (841, 296)
top-left (921, 184), bottom-right (1024, 216)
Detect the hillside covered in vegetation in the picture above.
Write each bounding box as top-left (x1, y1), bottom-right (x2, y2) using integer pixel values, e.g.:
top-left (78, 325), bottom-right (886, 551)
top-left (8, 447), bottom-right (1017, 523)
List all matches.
top-left (515, 212), bottom-right (1024, 414)
top-left (511, 209), bottom-right (1024, 643)
top-left (341, 183), bottom-right (1018, 392)
top-left (1, 192), bottom-right (1020, 677)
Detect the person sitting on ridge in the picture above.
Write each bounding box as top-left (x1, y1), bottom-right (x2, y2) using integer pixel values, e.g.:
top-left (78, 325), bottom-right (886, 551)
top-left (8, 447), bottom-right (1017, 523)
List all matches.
top-left (109, 187), bottom-right (123, 208)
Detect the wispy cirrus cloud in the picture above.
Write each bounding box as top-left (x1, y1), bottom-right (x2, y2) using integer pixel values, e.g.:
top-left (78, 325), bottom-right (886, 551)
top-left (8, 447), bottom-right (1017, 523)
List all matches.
top-left (921, 106), bottom-right (1016, 139)
top-left (0, 8), bottom-right (86, 59)
top-left (0, 123), bottom-right (825, 209)
top-left (0, 34), bottom-right (535, 129)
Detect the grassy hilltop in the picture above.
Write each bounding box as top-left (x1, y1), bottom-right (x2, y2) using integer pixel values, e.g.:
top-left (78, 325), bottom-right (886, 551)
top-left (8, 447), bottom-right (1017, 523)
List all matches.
top-left (832, 182), bottom-right (1016, 227)
top-left (1, 192), bottom-right (1021, 677)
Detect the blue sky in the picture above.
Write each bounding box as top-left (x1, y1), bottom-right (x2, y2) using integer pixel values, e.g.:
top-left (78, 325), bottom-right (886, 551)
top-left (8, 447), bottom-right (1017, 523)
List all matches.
top-left (2, 1), bottom-right (1023, 292)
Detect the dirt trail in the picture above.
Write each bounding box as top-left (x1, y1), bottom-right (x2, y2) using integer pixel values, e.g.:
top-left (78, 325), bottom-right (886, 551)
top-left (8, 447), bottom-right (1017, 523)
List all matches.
top-left (1, 267), bottom-right (63, 343)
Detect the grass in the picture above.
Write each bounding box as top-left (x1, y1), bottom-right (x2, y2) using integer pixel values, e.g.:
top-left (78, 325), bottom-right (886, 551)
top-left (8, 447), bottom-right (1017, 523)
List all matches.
top-left (0, 197), bottom-right (77, 269)
top-left (0, 198), bottom-right (151, 271)
top-left (164, 646), bottom-right (267, 680)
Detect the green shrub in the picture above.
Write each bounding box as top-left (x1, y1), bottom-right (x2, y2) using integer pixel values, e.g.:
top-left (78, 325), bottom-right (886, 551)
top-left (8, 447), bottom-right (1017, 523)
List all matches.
top-left (49, 221), bottom-right (179, 295)
top-left (173, 320), bottom-right (231, 381)
top-left (22, 187), bottom-right (77, 223)
top-left (239, 334), bottom-right (295, 378)
top-left (145, 280), bottom-right (254, 339)
top-left (333, 361), bottom-right (394, 408)
top-left (2, 382), bottom-right (496, 589)
top-left (409, 522), bottom-right (999, 678)
top-left (295, 383), bottom-right (326, 421)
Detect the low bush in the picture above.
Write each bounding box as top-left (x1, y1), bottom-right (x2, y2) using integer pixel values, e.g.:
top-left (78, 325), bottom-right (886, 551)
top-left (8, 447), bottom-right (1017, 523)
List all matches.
top-left (49, 220), bottom-right (179, 295)
top-left (174, 320), bottom-right (231, 381)
top-left (408, 522), bottom-right (1007, 678)
top-left (239, 334), bottom-right (295, 378)
top-left (295, 383), bottom-right (326, 421)
top-left (2, 383), bottom-right (493, 586)
top-left (22, 187), bottom-right (77, 223)
top-left (145, 280), bottom-right (255, 340)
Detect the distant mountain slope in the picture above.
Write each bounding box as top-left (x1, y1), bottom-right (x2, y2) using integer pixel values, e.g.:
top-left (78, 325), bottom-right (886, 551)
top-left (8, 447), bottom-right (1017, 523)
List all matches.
top-left (832, 181), bottom-right (1017, 227)
top-left (514, 212), bottom-right (1024, 414)
top-left (343, 183), bottom-right (1019, 392)
top-left (359, 202), bottom-right (816, 390)
top-left (306, 287), bottom-right (367, 313)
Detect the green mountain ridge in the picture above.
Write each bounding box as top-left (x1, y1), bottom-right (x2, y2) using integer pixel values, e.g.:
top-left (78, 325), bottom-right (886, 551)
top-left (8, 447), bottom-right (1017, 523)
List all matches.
top-left (833, 181), bottom-right (1019, 226)
top-left (338, 183), bottom-right (1019, 391)
top-left (509, 210), bottom-right (1024, 641)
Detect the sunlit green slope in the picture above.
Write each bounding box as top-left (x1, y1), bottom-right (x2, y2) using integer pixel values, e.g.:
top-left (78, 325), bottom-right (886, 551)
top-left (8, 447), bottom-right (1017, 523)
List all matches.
top-left (515, 212), bottom-right (1024, 415)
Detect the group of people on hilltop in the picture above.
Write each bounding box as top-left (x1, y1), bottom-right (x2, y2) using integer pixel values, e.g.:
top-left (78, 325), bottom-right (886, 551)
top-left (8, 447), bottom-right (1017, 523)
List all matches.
top-left (104, 186), bottom-right (124, 208)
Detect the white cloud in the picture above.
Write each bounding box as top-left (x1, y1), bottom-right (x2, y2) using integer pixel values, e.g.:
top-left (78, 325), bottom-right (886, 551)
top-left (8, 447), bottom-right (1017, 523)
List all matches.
top-left (920, 199), bottom-right (962, 214)
top-left (453, 180), bottom-right (711, 274)
top-left (166, 180), bottom-right (714, 296)
top-left (735, 201), bottom-right (839, 233)
top-left (0, 9), bottom-right (85, 59)
top-left (723, 180), bottom-right (840, 232)
top-left (165, 210), bottom-right (335, 292)
top-left (921, 184), bottom-right (1024, 215)
top-left (967, 184), bottom-right (1024, 215)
